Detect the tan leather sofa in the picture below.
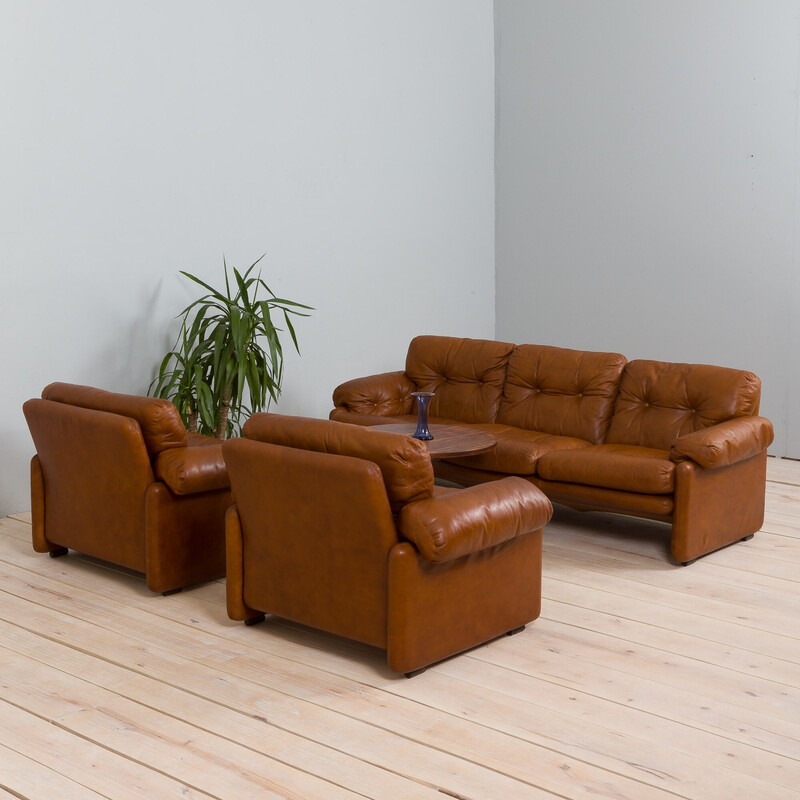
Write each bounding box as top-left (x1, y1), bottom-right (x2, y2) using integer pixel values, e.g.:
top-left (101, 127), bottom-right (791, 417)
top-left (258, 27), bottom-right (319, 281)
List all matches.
top-left (331, 336), bottom-right (775, 566)
top-left (23, 383), bottom-right (231, 593)
top-left (222, 413), bottom-right (552, 675)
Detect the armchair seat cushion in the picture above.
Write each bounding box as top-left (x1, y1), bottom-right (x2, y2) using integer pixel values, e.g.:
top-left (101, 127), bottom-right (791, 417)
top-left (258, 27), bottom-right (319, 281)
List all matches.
top-left (537, 443), bottom-right (675, 494)
top-left (153, 433), bottom-right (230, 495)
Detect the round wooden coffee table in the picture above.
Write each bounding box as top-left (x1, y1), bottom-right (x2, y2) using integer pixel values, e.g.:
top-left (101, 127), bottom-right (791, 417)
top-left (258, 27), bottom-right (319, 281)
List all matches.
top-left (374, 423), bottom-right (496, 459)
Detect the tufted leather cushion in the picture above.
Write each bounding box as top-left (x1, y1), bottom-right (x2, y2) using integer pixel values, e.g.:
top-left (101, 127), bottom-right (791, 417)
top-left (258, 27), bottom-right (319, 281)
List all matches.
top-left (42, 382), bottom-right (187, 458)
top-left (537, 444), bottom-right (675, 494)
top-left (606, 361), bottom-right (761, 451)
top-left (242, 413), bottom-right (434, 511)
top-left (405, 335), bottom-right (515, 424)
top-left (331, 371), bottom-right (416, 418)
top-left (497, 345), bottom-right (627, 444)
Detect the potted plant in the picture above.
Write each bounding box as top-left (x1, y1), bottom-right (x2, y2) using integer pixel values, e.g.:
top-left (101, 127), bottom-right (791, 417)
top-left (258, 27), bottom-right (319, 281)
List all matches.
top-left (150, 254), bottom-right (312, 438)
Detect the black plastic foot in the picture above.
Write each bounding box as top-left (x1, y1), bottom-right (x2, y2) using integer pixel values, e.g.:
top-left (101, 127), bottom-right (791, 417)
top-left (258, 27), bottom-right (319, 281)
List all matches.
top-left (741, 534), bottom-right (755, 541)
top-left (680, 558), bottom-right (698, 567)
top-left (405, 666), bottom-right (427, 678)
top-left (506, 625), bottom-right (526, 636)
top-left (161, 587), bottom-right (183, 596)
top-left (244, 614), bottom-right (265, 626)
top-left (49, 548), bottom-right (68, 558)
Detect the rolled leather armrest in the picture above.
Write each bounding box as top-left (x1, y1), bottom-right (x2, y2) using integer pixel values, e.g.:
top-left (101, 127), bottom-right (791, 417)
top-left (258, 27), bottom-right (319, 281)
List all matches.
top-left (332, 371), bottom-right (416, 417)
top-left (669, 416), bottom-right (774, 469)
top-left (154, 434), bottom-right (230, 495)
top-left (398, 476), bottom-right (553, 564)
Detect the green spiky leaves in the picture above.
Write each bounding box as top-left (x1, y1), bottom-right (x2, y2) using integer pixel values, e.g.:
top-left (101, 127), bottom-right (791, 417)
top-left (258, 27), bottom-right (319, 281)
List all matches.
top-left (150, 254), bottom-right (312, 438)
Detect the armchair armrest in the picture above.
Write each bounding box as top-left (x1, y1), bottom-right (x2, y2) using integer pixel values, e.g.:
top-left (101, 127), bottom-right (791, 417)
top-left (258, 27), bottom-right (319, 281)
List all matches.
top-left (154, 433), bottom-right (230, 495)
top-left (398, 477), bottom-right (552, 563)
top-left (332, 371), bottom-right (416, 417)
top-left (669, 416), bottom-right (774, 469)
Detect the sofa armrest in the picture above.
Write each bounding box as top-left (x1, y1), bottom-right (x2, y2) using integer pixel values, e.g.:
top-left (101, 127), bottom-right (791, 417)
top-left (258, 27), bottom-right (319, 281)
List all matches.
top-left (398, 477), bottom-right (552, 563)
top-left (332, 371), bottom-right (416, 418)
top-left (669, 416), bottom-right (774, 469)
top-left (154, 434), bottom-right (230, 495)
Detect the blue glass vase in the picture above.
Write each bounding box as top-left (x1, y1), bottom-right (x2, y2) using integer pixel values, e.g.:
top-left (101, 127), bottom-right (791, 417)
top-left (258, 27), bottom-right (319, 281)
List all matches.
top-left (411, 391), bottom-right (435, 440)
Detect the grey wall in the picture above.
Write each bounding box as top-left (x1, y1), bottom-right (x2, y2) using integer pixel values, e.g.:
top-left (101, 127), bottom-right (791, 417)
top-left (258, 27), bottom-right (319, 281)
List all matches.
top-left (495, 0), bottom-right (800, 455)
top-left (0, 1), bottom-right (496, 515)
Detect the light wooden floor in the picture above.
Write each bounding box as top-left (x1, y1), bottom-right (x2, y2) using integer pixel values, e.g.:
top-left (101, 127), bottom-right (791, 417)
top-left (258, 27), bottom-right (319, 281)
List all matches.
top-left (1, 460), bottom-right (799, 799)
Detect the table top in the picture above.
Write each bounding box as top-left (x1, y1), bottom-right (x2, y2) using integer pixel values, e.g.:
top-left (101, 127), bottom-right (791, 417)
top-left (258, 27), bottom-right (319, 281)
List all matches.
top-left (373, 423), bottom-right (497, 459)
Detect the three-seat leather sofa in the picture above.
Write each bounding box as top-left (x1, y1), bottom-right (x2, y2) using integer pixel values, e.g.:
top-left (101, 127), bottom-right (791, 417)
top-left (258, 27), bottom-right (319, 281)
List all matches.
top-left (331, 335), bottom-right (775, 565)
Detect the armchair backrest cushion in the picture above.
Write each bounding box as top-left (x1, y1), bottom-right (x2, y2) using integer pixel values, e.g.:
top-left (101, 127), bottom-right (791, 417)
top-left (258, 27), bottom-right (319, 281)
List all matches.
top-left (42, 382), bottom-right (187, 458)
top-left (606, 360), bottom-right (762, 450)
top-left (223, 437), bottom-right (397, 647)
top-left (405, 335), bottom-right (515, 423)
top-left (23, 398), bottom-right (154, 570)
top-left (242, 413), bottom-right (434, 512)
top-left (497, 344), bottom-right (627, 444)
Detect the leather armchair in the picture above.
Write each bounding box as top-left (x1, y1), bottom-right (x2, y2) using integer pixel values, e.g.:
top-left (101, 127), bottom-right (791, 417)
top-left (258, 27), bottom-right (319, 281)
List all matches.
top-left (23, 383), bottom-right (231, 594)
top-left (222, 413), bottom-right (552, 676)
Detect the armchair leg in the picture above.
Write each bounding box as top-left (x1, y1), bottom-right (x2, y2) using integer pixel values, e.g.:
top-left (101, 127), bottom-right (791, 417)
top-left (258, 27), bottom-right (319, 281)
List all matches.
top-left (681, 533), bottom-right (754, 566)
top-left (49, 547), bottom-right (68, 558)
top-left (405, 666), bottom-right (427, 678)
top-left (161, 587), bottom-right (183, 597)
top-left (506, 625), bottom-right (526, 636)
top-left (244, 614), bottom-right (266, 627)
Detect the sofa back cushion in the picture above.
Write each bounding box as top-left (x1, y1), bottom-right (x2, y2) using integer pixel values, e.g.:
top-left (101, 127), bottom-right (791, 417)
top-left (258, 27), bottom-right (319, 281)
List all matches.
top-left (242, 413), bottom-right (434, 512)
top-left (405, 335), bottom-right (515, 424)
top-left (496, 345), bottom-right (627, 444)
top-left (42, 382), bottom-right (187, 458)
top-left (605, 360), bottom-right (761, 450)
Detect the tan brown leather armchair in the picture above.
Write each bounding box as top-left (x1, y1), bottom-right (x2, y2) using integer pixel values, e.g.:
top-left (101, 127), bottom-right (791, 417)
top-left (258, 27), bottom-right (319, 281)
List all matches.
top-left (23, 383), bottom-right (231, 594)
top-left (222, 413), bottom-right (553, 676)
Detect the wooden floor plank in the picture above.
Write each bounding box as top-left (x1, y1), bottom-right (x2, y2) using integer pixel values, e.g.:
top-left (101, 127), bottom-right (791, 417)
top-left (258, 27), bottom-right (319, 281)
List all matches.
top-left (0, 648), bottom-right (368, 800)
top-left (0, 570), bottom-right (662, 800)
top-left (1, 456), bottom-right (799, 800)
top-left (0, 614), bottom-right (541, 800)
top-left (0, 739), bottom-right (110, 800)
top-left (0, 700), bottom-right (215, 800)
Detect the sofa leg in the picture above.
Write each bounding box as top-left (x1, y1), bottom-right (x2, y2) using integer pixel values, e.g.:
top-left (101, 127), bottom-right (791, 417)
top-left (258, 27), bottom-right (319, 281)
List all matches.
top-left (680, 558), bottom-right (698, 567)
top-left (49, 547), bottom-right (68, 558)
top-left (506, 625), bottom-right (526, 636)
top-left (161, 587), bottom-right (183, 596)
top-left (244, 614), bottom-right (266, 627)
top-left (405, 666), bottom-right (427, 678)
top-left (741, 534), bottom-right (755, 541)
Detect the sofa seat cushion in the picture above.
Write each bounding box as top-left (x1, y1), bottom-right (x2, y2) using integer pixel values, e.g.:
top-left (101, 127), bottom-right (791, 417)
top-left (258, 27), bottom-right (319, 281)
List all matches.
top-left (537, 443), bottom-right (675, 494)
top-left (445, 425), bottom-right (591, 475)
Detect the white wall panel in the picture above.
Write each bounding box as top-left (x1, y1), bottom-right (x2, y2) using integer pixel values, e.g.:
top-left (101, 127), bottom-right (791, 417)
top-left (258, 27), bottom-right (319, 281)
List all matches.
top-left (0, 1), bottom-right (496, 515)
top-left (495, 0), bottom-right (800, 454)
